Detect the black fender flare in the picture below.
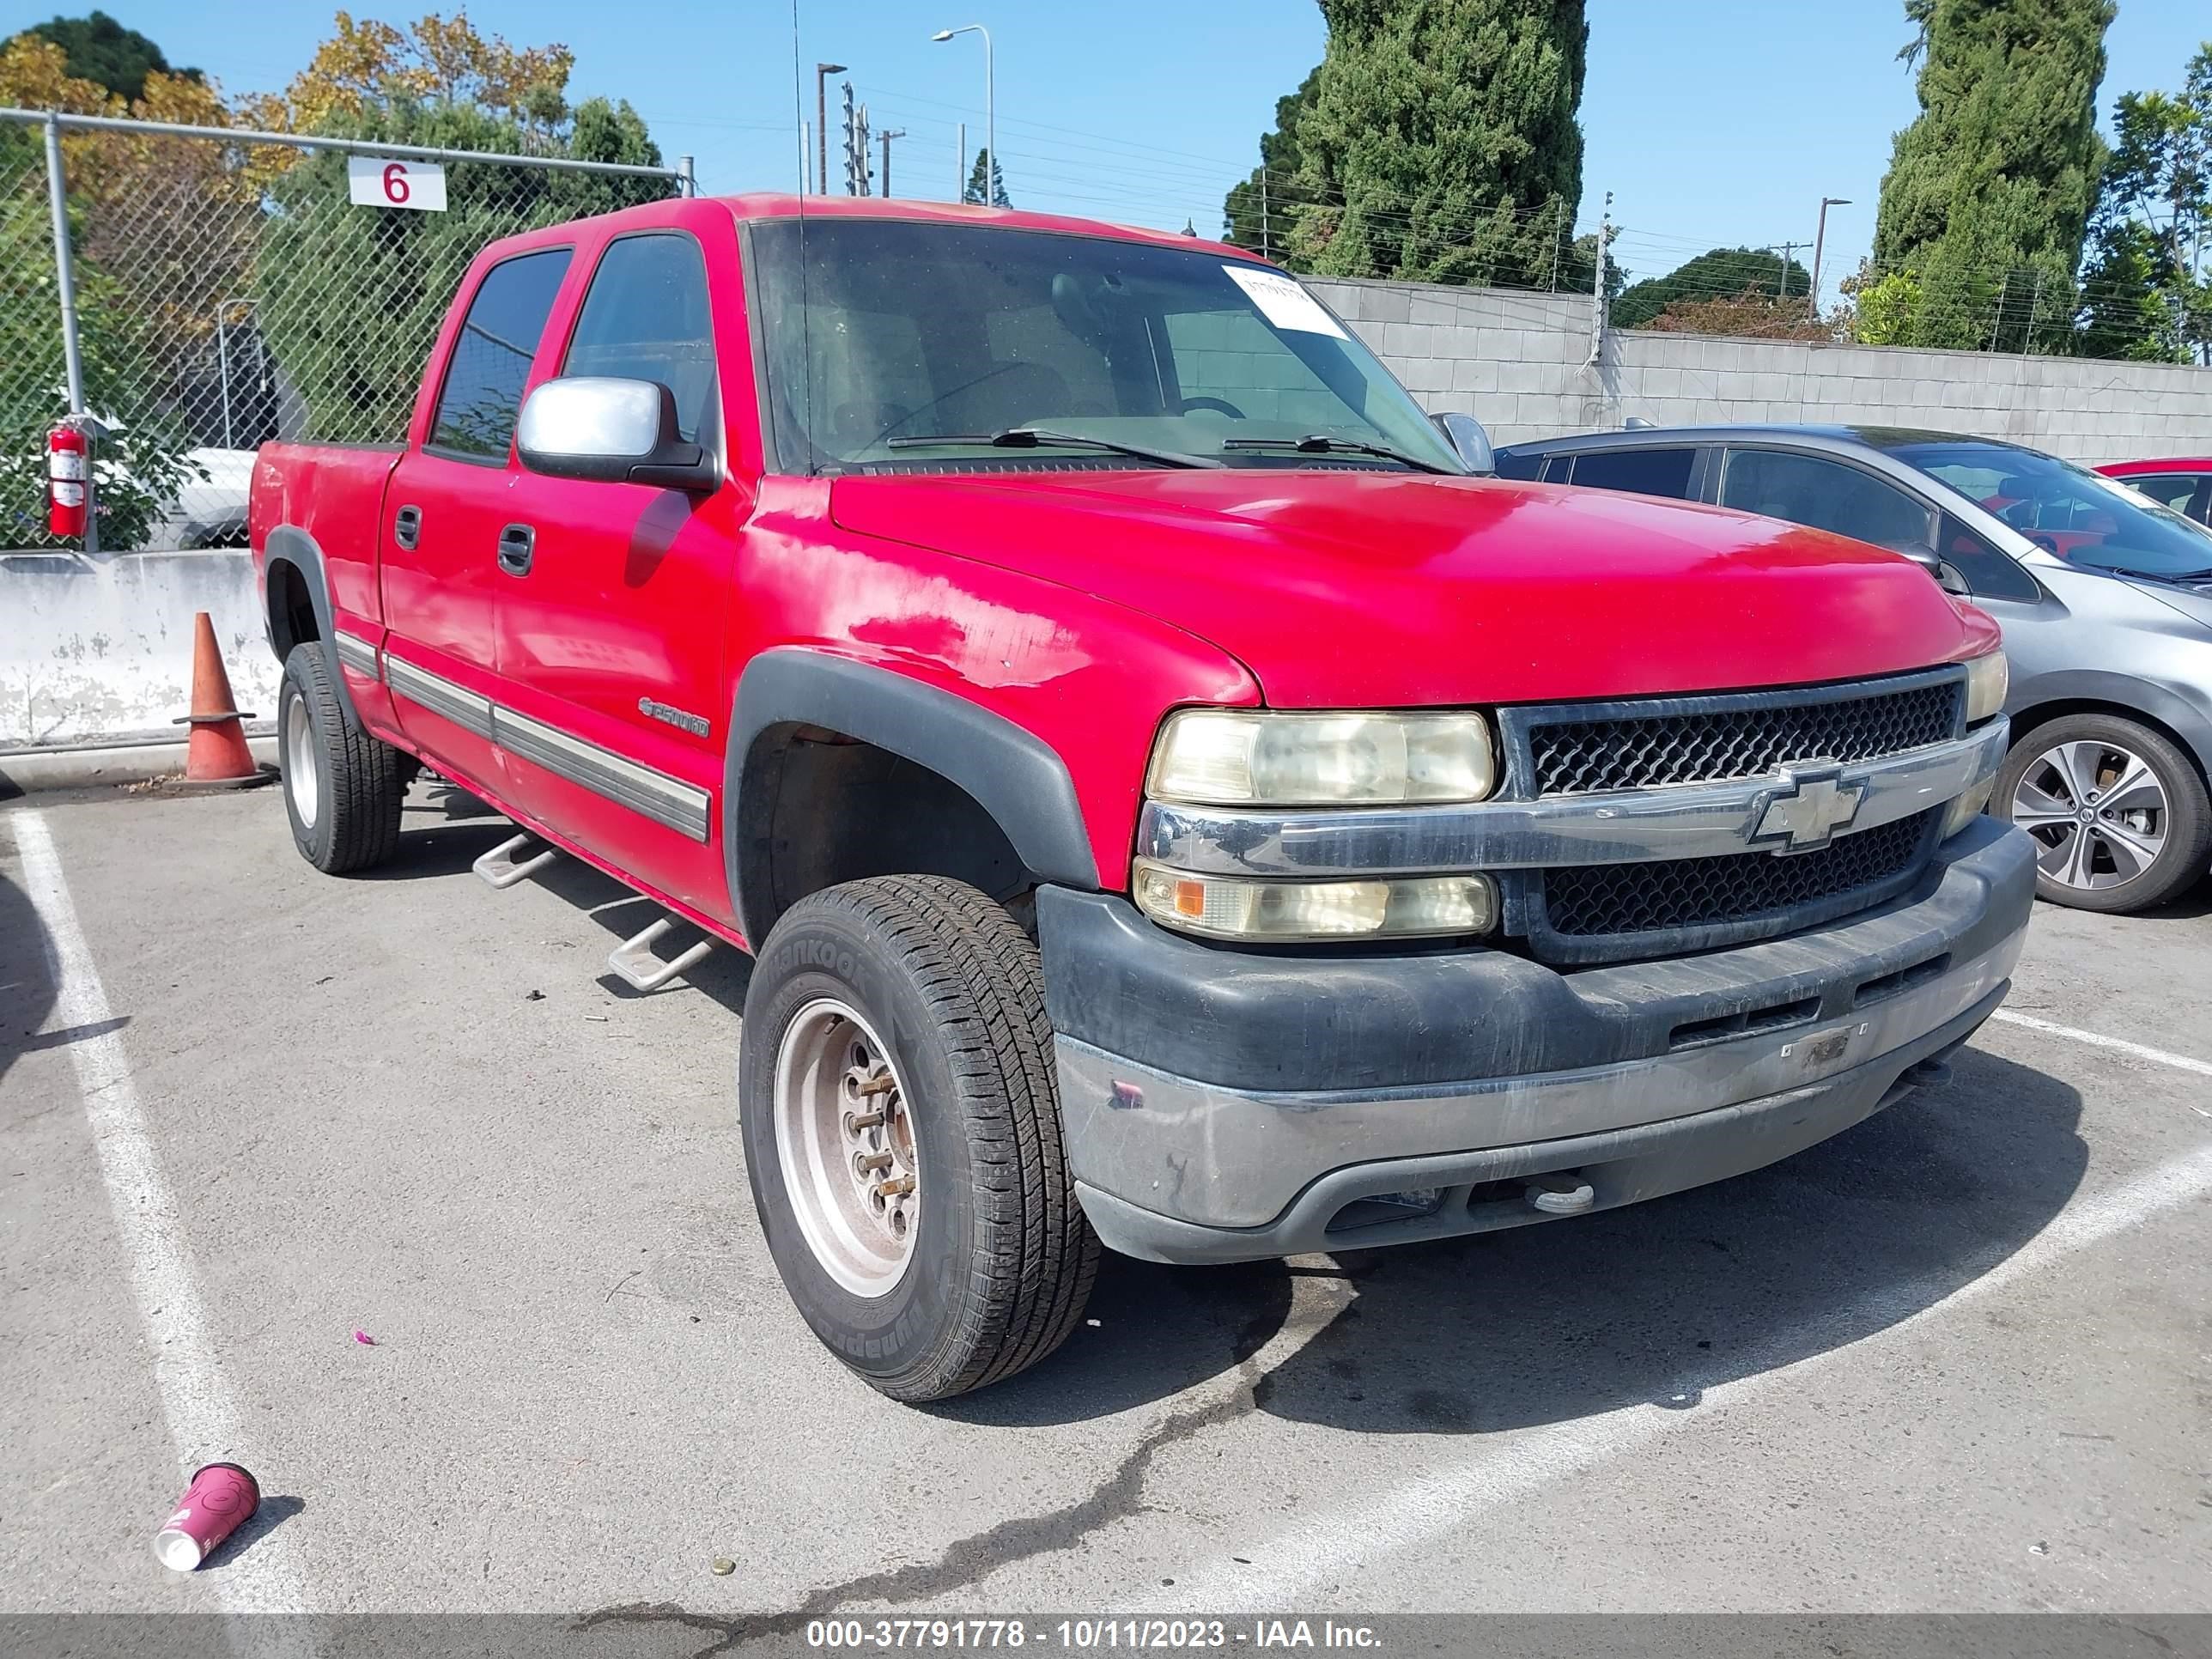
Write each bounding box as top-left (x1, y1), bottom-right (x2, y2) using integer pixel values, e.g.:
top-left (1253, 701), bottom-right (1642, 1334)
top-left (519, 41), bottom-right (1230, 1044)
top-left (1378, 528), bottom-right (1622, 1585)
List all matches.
top-left (726, 648), bottom-right (1100, 944)
top-left (262, 526), bottom-right (362, 728)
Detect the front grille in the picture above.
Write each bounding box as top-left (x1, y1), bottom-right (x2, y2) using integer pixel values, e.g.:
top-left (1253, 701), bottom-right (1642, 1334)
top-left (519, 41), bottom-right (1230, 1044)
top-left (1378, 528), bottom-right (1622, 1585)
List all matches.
top-left (1542, 811), bottom-right (1934, 940)
top-left (1523, 678), bottom-right (1963, 796)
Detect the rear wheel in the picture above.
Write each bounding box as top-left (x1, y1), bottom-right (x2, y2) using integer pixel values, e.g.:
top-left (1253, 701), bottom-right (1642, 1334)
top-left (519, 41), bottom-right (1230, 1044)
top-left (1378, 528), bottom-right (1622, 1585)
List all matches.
top-left (739, 875), bottom-right (1099, 1401)
top-left (1996, 714), bottom-right (2211, 913)
top-left (278, 642), bottom-right (407, 874)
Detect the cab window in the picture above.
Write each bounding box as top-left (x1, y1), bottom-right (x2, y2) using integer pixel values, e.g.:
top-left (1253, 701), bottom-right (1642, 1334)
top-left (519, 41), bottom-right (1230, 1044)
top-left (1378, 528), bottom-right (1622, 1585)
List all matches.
top-left (1718, 448), bottom-right (1935, 553)
top-left (562, 233), bottom-right (716, 443)
top-left (428, 248), bottom-right (574, 459)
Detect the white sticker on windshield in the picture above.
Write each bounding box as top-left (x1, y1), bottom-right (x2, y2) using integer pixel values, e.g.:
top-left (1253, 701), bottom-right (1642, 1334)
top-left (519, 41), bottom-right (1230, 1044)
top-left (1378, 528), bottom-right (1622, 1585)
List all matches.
top-left (1224, 264), bottom-right (1349, 338)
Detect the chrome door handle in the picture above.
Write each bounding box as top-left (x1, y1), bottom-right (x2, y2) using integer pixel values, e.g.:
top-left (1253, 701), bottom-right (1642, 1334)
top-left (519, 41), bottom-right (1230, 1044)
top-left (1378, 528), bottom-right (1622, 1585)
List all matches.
top-left (496, 523), bottom-right (535, 577)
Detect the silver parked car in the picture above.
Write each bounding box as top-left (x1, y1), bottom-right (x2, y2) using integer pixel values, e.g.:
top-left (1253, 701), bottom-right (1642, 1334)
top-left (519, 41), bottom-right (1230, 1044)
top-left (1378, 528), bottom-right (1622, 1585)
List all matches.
top-left (1495, 425), bottom-right (2212, 914)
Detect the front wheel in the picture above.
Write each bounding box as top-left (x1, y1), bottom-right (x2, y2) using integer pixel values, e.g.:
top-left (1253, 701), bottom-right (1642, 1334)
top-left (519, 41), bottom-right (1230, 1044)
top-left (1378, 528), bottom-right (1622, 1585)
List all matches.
top-left (738, 876), bottom-right (1099, 1401)
top-left (1996, 714), bottom-right (2211, 913)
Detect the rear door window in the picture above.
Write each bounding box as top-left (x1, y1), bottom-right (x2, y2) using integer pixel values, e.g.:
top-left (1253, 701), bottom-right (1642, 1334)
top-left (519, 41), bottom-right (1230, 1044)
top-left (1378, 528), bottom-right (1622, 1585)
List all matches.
top-left (561, 233), bottom-right (717, 443)
top-left (1566, 447), bottom-right (1697, 499)
top-left (1718, 447), bottom-right (1936, 552)
top-left (428, 247), bottom-right (574, 460)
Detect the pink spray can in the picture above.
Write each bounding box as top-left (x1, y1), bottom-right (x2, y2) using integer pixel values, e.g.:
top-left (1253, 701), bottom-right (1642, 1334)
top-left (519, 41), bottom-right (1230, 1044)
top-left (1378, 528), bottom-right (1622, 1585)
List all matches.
top-left (154, 1462), bottom-right (260, 1571)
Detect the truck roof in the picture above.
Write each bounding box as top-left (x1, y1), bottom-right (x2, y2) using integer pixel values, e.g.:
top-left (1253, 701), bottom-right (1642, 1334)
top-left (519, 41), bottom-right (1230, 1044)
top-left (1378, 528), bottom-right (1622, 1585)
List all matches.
top-left (478, 190), bottom-right (1261, 264)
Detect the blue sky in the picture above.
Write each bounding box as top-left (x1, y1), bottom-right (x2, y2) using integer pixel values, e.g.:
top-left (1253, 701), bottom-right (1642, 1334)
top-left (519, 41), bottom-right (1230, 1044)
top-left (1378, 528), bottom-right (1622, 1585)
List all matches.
top-left (9, 1), bottom-right (2209, 291)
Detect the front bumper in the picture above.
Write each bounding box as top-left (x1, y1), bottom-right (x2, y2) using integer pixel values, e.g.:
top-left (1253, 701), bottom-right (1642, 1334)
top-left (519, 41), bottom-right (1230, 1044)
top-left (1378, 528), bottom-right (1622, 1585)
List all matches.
top-left (1038, 815), bottom-right (2035, 1264)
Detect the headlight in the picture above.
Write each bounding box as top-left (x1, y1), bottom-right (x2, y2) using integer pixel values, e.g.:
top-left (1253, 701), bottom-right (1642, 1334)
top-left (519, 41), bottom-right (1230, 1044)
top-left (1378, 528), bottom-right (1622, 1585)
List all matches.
top-left (1146, 709), bottom-right (1497, 805)
top-left (1964, 649), bottom-right (2008, 725)
top-left (1133, 862), bottom-right (1497, 942)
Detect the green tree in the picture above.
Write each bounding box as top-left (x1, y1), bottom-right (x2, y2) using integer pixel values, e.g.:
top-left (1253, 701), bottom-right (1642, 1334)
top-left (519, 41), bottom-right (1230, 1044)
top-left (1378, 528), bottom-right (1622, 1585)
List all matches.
top-left (255, 95), bottom-right (666, 445)
top-left (1613, 247), bottom-right (1813, 329)
top-left (1871, 0), bottom-right (2113, 350)
top-left (1222, 68), bottom-right (1319, 261)
top-left (2075, 44), bottom-right (2211, 362)
top-left (963, 147), bottom-right (1009, 208)
top-left (1, 191), bottom-right (200, 549)
top-left (23, 9), bottom-right (195, 100)
top-left (1279, 0), bottom-right (1588, 289)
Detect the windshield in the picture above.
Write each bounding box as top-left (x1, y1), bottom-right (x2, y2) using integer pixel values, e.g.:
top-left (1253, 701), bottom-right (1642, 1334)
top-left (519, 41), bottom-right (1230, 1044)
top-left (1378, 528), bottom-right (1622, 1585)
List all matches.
top-left (1890, 441), bottom-right (2212, 581)
top-left (748, 217), bottom-right (1464, 476)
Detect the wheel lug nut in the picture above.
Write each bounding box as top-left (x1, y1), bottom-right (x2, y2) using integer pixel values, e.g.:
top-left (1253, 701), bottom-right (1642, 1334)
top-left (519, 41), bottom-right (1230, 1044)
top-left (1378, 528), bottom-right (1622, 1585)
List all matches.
top-left (856, 1074), bottom-right (897, 1098)
top-left (856, 1151), bottom-right (894, 1174)
top-left (845, 1109), bottom-right (887, 1132)
top-left (875, 1176), bottom-right (915, 1198)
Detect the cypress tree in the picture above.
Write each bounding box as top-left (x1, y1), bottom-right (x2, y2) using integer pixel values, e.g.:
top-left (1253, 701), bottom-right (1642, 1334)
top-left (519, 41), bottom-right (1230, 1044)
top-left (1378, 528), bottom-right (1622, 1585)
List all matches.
top-left (1871, 0), bottom-right (2113, 349)
top-left (1276, 0), bottom-right (1588, 289)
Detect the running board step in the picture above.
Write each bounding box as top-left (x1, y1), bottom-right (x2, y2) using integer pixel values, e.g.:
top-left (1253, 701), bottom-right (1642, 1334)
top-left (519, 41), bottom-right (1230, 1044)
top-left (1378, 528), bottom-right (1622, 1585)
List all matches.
top-left (472, 832), bottom-right (557, 890)
top-left (607, 917), bottom-right (712, 993)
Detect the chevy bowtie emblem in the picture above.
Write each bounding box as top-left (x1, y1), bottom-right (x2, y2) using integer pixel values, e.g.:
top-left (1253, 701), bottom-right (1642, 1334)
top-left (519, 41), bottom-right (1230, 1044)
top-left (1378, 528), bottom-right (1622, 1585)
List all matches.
top-left (1748, 763), bottom-right (1867, 852)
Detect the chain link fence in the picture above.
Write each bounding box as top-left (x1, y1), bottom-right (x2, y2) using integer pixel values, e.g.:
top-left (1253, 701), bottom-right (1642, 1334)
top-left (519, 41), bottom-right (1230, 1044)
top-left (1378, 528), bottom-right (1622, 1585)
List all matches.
top-left (2, 111), bottom-right (684, 553)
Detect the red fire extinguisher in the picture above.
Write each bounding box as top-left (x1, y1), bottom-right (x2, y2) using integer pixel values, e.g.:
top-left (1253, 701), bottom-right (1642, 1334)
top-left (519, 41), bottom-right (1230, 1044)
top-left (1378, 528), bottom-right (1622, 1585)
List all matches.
top-left (47, 422), bottom-right (89, 540)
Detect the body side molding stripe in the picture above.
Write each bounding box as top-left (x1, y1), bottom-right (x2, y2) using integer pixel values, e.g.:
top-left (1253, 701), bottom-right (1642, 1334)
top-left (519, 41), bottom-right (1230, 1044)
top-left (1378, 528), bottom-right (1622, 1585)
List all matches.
top-left (384, 653), bottom-right (710, 842)
top-left (331, 630), bottom-right (381, 680)
top-left (491, 706), bottom-right (711, 842)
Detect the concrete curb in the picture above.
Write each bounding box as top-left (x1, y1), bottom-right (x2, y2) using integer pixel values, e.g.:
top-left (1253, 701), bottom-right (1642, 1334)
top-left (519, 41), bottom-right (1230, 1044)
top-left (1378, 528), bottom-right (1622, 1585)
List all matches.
top-left (0, 734), bottom-right (279, 797)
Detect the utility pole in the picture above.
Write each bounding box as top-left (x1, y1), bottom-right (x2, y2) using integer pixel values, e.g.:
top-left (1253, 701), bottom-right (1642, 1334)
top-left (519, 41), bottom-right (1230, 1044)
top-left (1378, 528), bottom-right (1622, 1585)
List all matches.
top-left (1261, 168), bottom-right (1271, 261)
top-left (1588, 190), bottom-right (1612, 366)
top-left (957, 120), bottom-right (965, 201)
top-left (878, 128), bottom-right (904, 198)
top-left (1810, 197), bottom-right (1851, 313)
top-left (842, 84), bottom-right (872, 197)
top-left (1773, 240), bottom-right (1808, 301)
top-left (2020, 270), bottom-right (2044, 357)
top-left (814, 62), bottom-right (846, 195)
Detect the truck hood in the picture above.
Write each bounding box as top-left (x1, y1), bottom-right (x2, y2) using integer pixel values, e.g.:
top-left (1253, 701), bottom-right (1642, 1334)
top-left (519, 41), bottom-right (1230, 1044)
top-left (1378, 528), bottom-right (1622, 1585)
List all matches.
top-left (830, 470), bottom-right (1998, 706)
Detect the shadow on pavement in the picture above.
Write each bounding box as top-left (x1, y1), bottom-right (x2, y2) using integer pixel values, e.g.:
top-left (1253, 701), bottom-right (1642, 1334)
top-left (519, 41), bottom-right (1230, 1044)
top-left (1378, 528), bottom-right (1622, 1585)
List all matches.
top-left (0, 848), bottom-right (60, 1097)
top-left (204, 1493), bottom-right (306, 1571)
top-left (954, 1046), bottom-right (2083, 1435)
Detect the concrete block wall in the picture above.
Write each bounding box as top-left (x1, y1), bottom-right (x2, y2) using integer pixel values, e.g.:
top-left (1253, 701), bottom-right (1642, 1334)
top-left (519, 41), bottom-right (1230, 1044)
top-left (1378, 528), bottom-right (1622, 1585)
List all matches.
top-left (1308, 275), bottom-right (2212, 465)
top-left (0, 551), bottom-right (274, 747)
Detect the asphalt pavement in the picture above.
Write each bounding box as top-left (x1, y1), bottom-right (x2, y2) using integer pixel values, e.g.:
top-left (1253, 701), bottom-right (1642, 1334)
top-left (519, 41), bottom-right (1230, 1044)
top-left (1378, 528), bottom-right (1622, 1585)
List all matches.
top-left (3, 781), bottom-right (2209, 1637)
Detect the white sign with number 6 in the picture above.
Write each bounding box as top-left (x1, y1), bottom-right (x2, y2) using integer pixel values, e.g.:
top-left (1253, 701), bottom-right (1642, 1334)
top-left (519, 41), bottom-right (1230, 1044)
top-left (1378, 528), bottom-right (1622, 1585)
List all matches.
top-left (347, 155), bottom-right (448, 212)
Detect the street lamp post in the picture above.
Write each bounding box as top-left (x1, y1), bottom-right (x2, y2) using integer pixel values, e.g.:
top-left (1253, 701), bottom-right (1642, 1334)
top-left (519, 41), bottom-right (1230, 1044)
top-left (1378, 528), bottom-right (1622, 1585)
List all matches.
top-left (930, 24), bottom-right (992, 204)
top-left (815, 62), bottom-right (847, 195)
top-left (1811, 196), bottom-right (1852, 313)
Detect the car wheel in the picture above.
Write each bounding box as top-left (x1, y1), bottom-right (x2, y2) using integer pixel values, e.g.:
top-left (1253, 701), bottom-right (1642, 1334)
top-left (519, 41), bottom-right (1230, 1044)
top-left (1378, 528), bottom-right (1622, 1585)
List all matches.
top-left (279, 642), bottom-right (407, 874)
top-left (738, 875), bottom-right (1099, 1401)
top-left (1996, 714), bottom-right (2212, 913)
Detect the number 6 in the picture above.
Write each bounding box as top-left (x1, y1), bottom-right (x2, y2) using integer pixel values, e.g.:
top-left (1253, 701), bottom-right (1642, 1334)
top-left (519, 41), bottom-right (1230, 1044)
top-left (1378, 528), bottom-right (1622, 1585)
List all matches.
top-left (383, 162), bottom-right (410, 204)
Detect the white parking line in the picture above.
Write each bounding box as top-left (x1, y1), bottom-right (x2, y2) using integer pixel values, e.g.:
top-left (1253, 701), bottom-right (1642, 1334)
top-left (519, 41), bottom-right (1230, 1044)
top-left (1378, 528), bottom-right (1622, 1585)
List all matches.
top-left (1139, 1141), bottom-right (2212, 1611)
top-left (1990, 1008), bottom-right (2212, 1079)
top-left (11, 809), bottom-right (313, 1614)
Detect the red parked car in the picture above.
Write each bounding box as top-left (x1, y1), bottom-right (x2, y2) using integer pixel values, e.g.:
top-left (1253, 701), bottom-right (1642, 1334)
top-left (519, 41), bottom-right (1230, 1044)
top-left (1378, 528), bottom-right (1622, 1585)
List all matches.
top-left (2099, 457), bottom-right (2212, 526)
top-left (251, 194), bottom-right (2031, 1401)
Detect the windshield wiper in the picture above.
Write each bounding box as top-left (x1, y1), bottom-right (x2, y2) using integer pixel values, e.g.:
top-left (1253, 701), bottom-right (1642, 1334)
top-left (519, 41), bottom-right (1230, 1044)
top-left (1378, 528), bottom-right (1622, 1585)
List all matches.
top-left (884, 428), bottom-right (1224, 469)
top-left (1220, 434), bottom-right (1459, 475)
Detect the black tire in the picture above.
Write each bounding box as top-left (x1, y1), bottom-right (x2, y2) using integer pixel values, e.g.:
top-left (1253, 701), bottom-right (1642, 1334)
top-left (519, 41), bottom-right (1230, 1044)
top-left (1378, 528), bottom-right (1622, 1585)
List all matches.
top-left (278, 642), bottom-right (407, 875)
top-left (739, 875), bottom-right (1100, 1401)
top-left (1996, 713), bottom-right (2212, 914)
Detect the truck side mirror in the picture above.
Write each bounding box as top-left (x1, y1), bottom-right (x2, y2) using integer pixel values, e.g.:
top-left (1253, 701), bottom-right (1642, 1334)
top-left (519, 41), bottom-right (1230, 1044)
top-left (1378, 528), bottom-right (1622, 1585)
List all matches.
top-left (516, 377), bottom-right (719, 493)
top-left (1429, 410), bottom-right (1495, 477)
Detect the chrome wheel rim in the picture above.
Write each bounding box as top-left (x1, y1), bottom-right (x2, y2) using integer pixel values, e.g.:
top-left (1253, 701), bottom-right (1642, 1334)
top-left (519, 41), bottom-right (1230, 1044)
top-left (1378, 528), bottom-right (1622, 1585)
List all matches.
top-left (283, 694), bottom-right (319, 830)
top-left (2009, 739), bottom-right (2169, 891)
top-left (771, 998), bottom-right (920, 1298)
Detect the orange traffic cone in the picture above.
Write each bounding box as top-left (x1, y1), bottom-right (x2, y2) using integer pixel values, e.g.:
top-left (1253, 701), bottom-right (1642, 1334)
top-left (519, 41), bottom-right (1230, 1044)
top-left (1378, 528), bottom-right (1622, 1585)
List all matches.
top-left (174, 611), bottom-right (264, 786)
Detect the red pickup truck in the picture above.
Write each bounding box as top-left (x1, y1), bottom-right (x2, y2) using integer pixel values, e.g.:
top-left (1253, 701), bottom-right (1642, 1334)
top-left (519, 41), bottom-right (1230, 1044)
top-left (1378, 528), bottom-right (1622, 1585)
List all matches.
top-left (250, 194), bottom-right (2032, 1401)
